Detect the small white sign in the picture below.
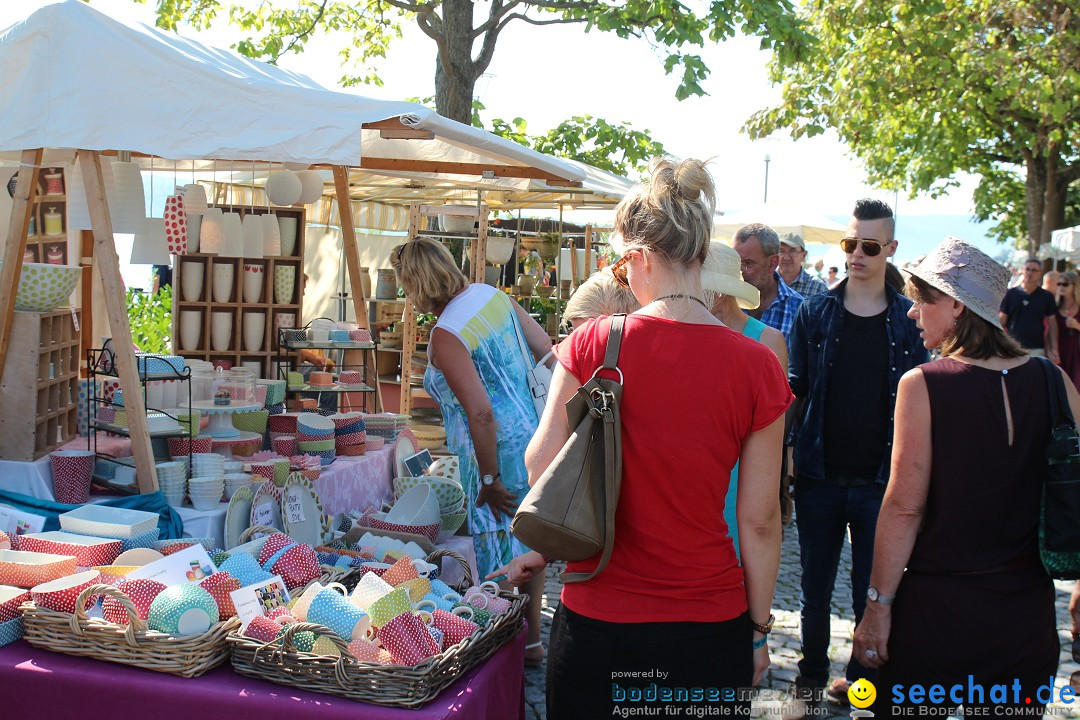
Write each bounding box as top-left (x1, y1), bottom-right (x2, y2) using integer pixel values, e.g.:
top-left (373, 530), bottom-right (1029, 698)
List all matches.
top-left (0, 505), bottom-right (47, 537)
top-left (230, 575), bottom-right (291, 630)
top-left (127, 544), bottom-right (217, 585)
top-left (285, 487), bottom-right (306, 524)
top-left (252, 501), bottom-right (275, 529)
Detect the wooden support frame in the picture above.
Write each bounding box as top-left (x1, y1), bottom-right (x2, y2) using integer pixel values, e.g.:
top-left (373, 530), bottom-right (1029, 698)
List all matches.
top-left (333, 165), bottom-right (382, 412)
top-left (0, 148), bottom-right (43, 381)
top-left (80, 151), bottom-right (159, 494)
top-left (358, 157), bottom-right (581, 187)
top-left (584, 224), bottom-right (594, 285)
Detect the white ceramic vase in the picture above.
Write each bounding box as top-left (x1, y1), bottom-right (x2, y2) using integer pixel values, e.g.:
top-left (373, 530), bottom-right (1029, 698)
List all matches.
top-left (211, 312), bottom-right (233, 351)
top-left (243, 312), bottom-right (266, 352)
top-left (179, 310), bottom-right (202, 351)
top-left (243, 264), bottom-right (264, 304)
top-left (261, 213), bottom-right (280, 256)
top-left (186, 213), bottom-right (202, 253)
top-left (274, 265), bottom-right (296, 304)
top-left (277, 216), bottom-right (298, 256)
top-left (181, 261), bottom-right (204, 302)
top-left (212, 263), bottom-right (234, 303)
top-left (242, 215), bottom-right (264, 258)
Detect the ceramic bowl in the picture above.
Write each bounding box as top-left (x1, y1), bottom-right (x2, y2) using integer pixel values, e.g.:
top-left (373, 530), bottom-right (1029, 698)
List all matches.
top-left (103, 578), bottom-right (167, 623)
top-left (8, 262), bottom-right (82, 312)
top-left (147, 583), bottom-right (220, 635)
top-left (439, 509), bottom-right (468, 537)
top-left (386, 484), bottom-right (440, 527)
top-left (409, 424), bottom-right (446, 451)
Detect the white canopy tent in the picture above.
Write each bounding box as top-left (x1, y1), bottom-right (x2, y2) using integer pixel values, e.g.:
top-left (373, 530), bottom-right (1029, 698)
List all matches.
top-left (712, 204), bottom-right (848, 245)
top-left (0, 0), bottom-right (590, 492)
top-left (1047, 225), bottom-right (1080, 262)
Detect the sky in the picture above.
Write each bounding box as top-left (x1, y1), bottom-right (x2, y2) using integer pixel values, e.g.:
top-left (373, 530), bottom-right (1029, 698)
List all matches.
top-left (2, 0), bottom-right (1006, 267)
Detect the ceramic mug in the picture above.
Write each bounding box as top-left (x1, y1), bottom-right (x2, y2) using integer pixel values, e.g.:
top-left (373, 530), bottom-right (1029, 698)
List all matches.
top-left (211, 311), bottom-right (233, 351)
top-left (366, 587), bottom-right (412, 628)
top-left (376, 611), bottom-right (439, 665)
top-left (243, 264), bottom-right (264, 303)
top-left (243, 312), bottom-right (266, 352)
top-left (307, 586), bottom-right (371, 642)
top-left (349, 571), bottom-right (393, 612)
top-left (290, 581), bottom-right (347, 622)
top-left (274, 265), bottom-right (296, 304)
top-left (179, 310), bottom-right (202, 351)
top-left (212, 263), bottom-right (234, 303)
top-left (432, 607), bottom-right (481, 646)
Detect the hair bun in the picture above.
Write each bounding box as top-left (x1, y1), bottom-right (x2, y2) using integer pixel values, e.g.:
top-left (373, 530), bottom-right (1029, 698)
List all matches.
top-left (673, 158), bottom-right (710, 200)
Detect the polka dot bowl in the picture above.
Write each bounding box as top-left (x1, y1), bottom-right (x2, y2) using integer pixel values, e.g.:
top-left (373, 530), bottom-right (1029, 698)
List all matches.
top-left (10, 262), bottom-right (83, 312)
top-left (148, 583), bottom-right (221, 636)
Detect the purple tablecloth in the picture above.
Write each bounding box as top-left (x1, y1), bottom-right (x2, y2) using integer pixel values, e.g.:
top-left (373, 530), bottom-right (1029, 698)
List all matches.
top-left (314, 445), bottom-right (395, 516)
top-left (2, 630), bottom-right (526, 719)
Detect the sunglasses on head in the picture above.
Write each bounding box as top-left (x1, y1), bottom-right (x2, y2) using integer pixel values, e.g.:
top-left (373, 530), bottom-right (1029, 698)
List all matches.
top-left (610, 254), bottom-right (632, 289)
top-left (840, 237), bottom-right (891, 256)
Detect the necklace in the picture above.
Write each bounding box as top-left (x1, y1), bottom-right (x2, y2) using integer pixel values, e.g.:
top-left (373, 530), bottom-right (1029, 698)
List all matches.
top-left (654, 294), bottom-right (710, 311)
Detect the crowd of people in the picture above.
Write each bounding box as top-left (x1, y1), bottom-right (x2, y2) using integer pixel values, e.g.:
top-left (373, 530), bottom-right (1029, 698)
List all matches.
top-left (391, 158), bottom-right (1080, 720)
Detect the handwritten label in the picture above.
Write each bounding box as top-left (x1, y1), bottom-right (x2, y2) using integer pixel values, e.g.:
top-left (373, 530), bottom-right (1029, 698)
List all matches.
top-left (70, 307), bottom-right (80, 333)
top-left (285, 487), bottom-right (306, 524)
top-left (253, 501), bottom-right (275, 529)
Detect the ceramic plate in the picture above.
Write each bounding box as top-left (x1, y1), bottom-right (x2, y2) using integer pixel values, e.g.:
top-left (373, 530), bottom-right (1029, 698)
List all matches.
top-left (394, 433), bottom-right (420, 479)
top-left (225, 485), bottom-right (255, 550)
top-left (113, 548), bottom-right (164, 566)
top-left (249, 481), bottom-right (282, 532)
top-left (281, 473), bottom-right (327, 548)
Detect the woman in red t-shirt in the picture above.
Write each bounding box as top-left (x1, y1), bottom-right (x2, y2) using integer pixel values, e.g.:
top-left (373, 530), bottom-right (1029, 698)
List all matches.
top-left (492, 158), bottom-right (791, 719)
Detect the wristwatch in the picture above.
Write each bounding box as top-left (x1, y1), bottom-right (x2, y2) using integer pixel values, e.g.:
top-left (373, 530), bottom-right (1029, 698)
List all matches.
top-left (750, 614), bottom-right (775, 635)
top-left (867, 586), bottom-right (895, 605)
top-left (481, 473), bottom-right (499, 486)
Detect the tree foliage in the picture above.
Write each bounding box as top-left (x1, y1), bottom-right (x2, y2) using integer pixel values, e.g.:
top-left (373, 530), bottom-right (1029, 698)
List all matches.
top-left (132, 0), bottom-right (809, 123)
top-left (746, 1), bottom-right (1080, 251)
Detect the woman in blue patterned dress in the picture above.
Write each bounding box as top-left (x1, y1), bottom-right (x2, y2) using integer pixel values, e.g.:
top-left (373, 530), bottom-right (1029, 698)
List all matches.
top-left (391, 237), bottom-right (553, 665)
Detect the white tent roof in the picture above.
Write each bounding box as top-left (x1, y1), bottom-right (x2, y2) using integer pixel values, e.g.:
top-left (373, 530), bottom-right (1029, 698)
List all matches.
top-left (713, 204), bottom-right (848, 245)
top-left (0, 1), bottom-right (584, 186)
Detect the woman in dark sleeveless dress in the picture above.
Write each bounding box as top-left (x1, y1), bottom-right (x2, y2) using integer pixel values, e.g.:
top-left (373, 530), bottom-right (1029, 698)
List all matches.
top-left (853, 237), bottom-right (1080, 716)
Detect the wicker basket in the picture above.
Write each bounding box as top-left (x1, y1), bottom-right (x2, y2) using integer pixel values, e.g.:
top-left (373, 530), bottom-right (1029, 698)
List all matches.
top-left (228, 590), bottom-right (527, 707)
top-left (21, 583), bottom-right (241, 677)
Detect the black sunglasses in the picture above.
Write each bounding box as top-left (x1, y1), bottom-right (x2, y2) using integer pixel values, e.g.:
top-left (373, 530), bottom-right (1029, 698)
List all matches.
top-left (1059, 281), bottom-right (1072, 287)
top-left (840, 237), bottom-right (890, 256)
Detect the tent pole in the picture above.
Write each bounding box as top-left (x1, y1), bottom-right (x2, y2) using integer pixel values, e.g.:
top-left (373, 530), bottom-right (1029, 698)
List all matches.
top-left (80, 150), bottom-right (159, 494)
top-left (333, 165), bottom-right (382, 412)
top-left (0, 148), bottom-right (43, 382)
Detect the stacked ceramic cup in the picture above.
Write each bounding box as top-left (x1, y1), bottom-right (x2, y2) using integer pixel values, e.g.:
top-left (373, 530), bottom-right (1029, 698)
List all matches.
top-left (188, 475), bottom-right (224, 511)
top-left (156, 460), bottom-right (188, 507)
top-left (189, 453), bottom-right (225, 509)
top-left (297, 413), bottom-right (336, 465)
top-left (331, 412), bottom-right (366, 456)
top-left (224, 473), bottom-right (252, 500)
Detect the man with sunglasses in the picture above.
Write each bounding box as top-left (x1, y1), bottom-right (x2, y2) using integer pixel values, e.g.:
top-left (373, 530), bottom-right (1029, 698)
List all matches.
top-left (786, 199), bottom-right (928, 710)
top-left (998, 258), bottom-right (1059, 362)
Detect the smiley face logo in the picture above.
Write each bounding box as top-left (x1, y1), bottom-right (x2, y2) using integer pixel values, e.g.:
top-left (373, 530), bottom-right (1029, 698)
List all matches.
top-left (848, 678), bottom-right (876, 709)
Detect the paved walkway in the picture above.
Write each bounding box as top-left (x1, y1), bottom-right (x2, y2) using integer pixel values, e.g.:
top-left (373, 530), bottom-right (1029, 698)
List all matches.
top-left (521, 525), bottom-right (1080, 719)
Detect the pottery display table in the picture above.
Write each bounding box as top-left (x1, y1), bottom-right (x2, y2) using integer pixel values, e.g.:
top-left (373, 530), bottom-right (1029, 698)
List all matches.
top-left (0, 631), bottom-right (526, 718)
top-left (190, 401), bottom-right (261, 438)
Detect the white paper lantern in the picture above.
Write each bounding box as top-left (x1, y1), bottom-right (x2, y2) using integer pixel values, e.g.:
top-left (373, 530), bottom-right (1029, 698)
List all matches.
top-left (265, 171), bottom-right (302, 206)
top-left (200, 208), bottom-right (225, 254)
top-left (220, 212), bottom-right (243, 257)
top-left (130, 218), bottom-right (170, 265)
top-left (295, 170), bottom-right (325, 205)
top-left (261, 213), bottom-right (281, 256)
top-left (242, 214), bottom-right (264, 258)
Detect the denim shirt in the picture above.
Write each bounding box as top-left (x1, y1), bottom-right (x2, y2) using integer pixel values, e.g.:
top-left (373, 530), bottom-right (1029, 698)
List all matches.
top-left (787, 279), bottom-right (929, 485)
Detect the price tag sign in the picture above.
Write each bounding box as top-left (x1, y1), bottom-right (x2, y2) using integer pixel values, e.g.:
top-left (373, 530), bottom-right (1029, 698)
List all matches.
top-left (285, 487), bottom-right (306, 524)
top-left (70, 307), bottom-right (80, 333)
top-left (253, 502), bottom-right (275, 529)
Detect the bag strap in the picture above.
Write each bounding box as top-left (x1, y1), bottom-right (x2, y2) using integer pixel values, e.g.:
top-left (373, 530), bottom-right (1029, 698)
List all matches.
top-left (509, 300), bottom-right (537, 367)
top-left (1035, 356), bottom-right (1080, 461)
top-left (561, 316), bottom-right (626, 584)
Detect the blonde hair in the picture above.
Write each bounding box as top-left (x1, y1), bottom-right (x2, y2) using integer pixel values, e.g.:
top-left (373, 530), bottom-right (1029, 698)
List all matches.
top-left (1060, 270), bottom-right (1080, 306)
top-left (389, 237), bottom-right (467, 313)
top-left (614, 157), bottom-right (716, 267)
top-left (563, 272), bottom-right (641, 325)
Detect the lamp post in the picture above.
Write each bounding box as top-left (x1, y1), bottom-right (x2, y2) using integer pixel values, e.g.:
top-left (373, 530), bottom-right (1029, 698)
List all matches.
top-left (763, 154), bottom-right (771, 204)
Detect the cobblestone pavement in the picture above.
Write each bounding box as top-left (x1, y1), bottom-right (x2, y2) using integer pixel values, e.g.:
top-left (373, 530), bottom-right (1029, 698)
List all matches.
top-left (521, 524), bottom-right (1080, 719)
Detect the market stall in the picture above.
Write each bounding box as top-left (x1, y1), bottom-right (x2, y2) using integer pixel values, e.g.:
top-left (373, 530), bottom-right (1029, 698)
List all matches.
top-left (0, 0), bottom-right (582, 710)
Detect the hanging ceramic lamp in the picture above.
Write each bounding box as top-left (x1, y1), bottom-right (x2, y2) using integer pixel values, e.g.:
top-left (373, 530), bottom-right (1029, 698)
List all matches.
top-left (242, 214), bottom-right (264, 259)
top-left (200, 208), bottom-right (226, 255)
top-left (265, 171), bottom-right (302, 206)
top-left (295, 170), bottom-right (325, 205)
top-left (181, 184), bottom-right (208, 214)
top-left (260, 213), bottom-right (280, 256)
top-left (220, 212), bottom-right (243, 257)
top-left (108, 161), bottom-right (148, 233)
top-left (130, 217), bottom-right (170, 265)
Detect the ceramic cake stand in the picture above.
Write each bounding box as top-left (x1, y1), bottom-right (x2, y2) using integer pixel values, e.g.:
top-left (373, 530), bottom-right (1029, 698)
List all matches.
top-left (190, 401), bottom-right (261, 438)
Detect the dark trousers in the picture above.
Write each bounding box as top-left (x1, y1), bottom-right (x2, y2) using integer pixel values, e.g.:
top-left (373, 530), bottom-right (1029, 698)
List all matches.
top-left (794, 477), bottom-right (885, 686)
top-left (546, 604), bottom-right (752, 720)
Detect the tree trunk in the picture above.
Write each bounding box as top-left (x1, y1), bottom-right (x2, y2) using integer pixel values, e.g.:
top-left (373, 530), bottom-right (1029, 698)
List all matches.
top-left (434, 0), bottom-right (477, 124)
top-left (1025, 153), bottom-right (1069, 255)
top-left (1025, 155), bottom-right (1046, 256)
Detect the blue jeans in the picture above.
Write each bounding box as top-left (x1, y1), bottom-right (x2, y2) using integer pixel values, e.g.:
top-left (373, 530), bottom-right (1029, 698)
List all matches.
top-left (794, 477), bottom-right (885, 686)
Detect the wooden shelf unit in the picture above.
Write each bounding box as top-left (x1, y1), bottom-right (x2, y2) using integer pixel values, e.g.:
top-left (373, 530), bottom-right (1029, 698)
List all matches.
top-left (23, 167), bottom-right (69, 265)
top-left (0, 309), bottom-right (81, 460)
top-left (171, 206), bottom-right (305, 379)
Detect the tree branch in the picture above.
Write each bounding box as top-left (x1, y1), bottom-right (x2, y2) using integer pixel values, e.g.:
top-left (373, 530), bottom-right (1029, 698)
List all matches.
top-left (277, 0), bottom-right (330, 59)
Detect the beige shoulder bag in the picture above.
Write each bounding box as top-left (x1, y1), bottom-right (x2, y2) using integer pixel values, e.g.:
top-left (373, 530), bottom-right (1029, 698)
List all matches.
top-left (510, 314), bottom-right (625, 583)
